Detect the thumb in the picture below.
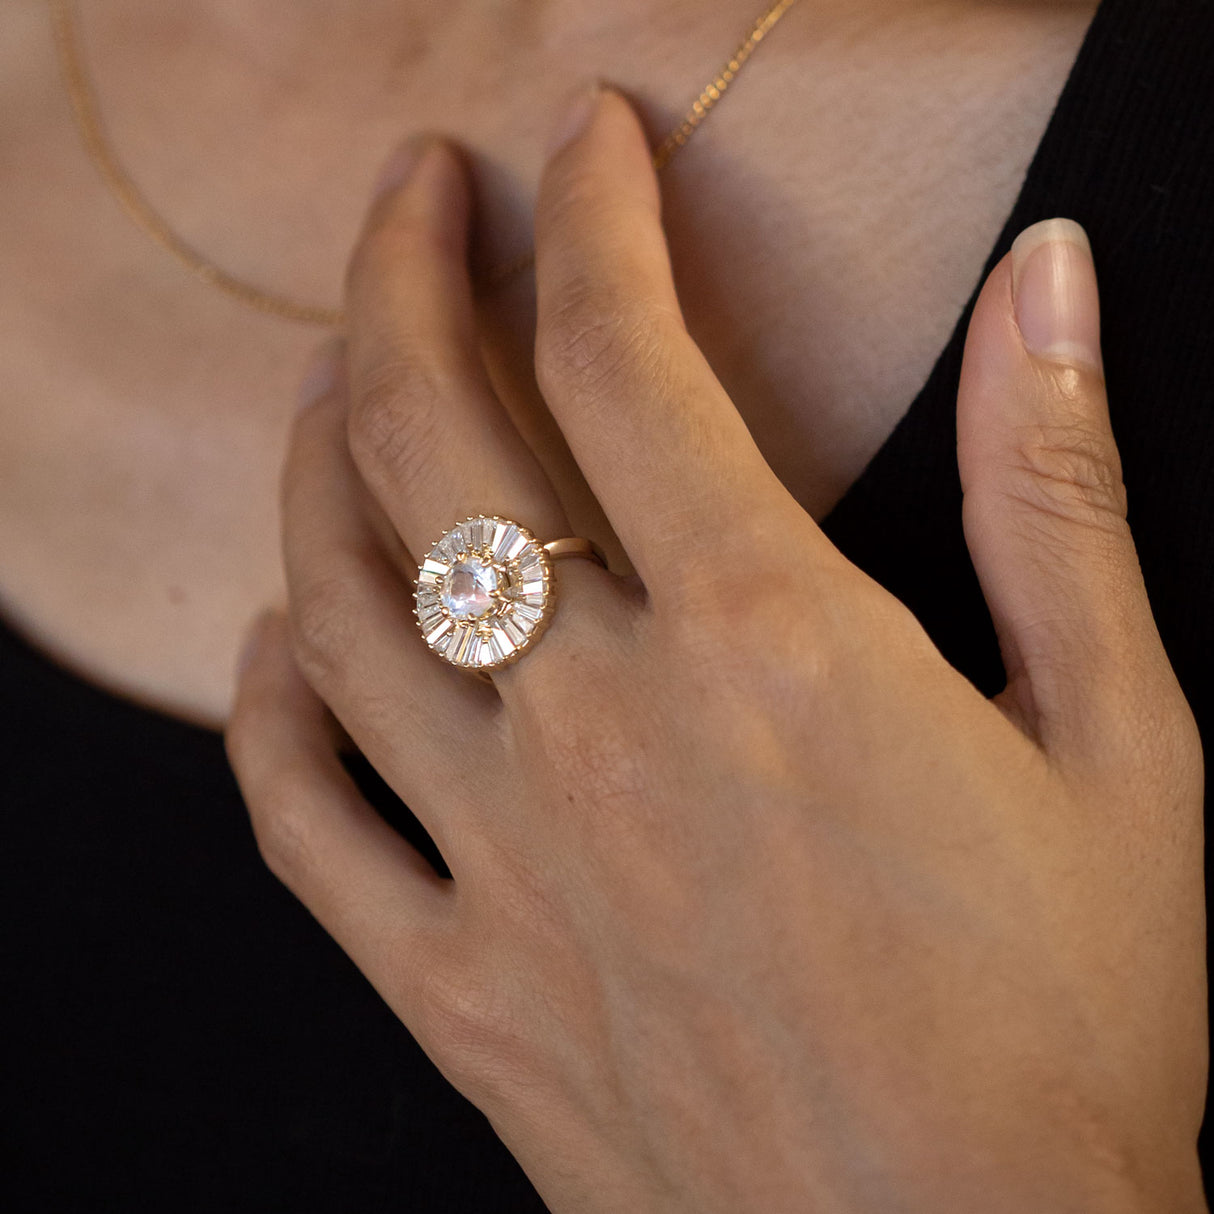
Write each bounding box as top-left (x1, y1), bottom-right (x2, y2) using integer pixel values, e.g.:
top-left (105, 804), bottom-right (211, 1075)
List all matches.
top-left (956, 218), bottom-right (1185, 776)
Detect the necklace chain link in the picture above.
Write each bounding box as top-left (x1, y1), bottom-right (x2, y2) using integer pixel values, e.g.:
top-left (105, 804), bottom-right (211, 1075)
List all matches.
top-left (49, 0), bottom-right (799, 328)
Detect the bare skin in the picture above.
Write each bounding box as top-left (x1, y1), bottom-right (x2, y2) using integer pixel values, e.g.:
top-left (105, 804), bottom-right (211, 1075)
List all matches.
top-left (0, 0), bottom-right (1098, 727)
top-left (225, 91), bottom-right (1208, 1210)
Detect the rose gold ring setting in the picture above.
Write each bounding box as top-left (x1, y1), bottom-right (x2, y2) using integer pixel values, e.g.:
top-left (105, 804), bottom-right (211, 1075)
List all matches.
top-left (414, 516), bottom-right (608, 673)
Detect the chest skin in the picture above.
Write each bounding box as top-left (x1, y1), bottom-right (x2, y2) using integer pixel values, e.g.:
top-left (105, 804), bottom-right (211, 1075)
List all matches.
top-left (0, 0), bottom-right (1099, 727)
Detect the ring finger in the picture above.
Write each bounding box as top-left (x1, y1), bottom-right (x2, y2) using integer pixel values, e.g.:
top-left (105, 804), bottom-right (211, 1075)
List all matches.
top-left (344, 136), bottom-right (625, 684)
top-left (344, 141), bottom-right (563, 559)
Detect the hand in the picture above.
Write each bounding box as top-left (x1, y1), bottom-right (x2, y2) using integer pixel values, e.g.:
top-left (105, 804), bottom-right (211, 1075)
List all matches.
top-left (226, 85), bottom-right (1207, 1212)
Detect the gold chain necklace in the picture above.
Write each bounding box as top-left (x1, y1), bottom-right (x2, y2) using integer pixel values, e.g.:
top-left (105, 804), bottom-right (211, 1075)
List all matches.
top-left (49, 0), bottom-right (800, 328)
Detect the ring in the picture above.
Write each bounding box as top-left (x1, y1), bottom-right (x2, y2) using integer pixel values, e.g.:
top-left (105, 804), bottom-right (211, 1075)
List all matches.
top-left (413, 515), bottom-right (608, 672)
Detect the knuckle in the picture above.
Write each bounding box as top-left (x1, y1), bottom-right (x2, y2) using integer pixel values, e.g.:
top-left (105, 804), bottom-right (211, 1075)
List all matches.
top-left (414, 962), bottom-right (529, 1099)
top-left (416, 963), bottom-right (487, 1051)
top-left (288, 571), bottom-right (364, 689)
top-left (538, 169), bottom-right (620, 254)
top-left (1170, 697), bottom-right (1206, 803)
top-left (658, 555), bottom-right (906, 702)
top-left (348, 356), bottom-right (453, 493)
top-left (1128, 675), bottom-right (1206, 804)
top-left (1005, 418), bottom-right (1129, 529)
top-left (535, 289), bottom-right (674, 405)
top-left (223, 695), bottom-right (262, 781)
top-left (661, 548), bottom-right (807, 650)
top-left (246, 772), bottom-right (324, 889)
top-left (656, 503), bottom-right (811, 622)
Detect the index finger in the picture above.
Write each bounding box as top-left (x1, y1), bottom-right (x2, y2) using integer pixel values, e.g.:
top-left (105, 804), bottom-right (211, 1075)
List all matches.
top-left (532, 86), bottom-right (817, 592)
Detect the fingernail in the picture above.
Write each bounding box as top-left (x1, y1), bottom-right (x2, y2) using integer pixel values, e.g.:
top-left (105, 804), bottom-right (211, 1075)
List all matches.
top-left (1011, 218), bottom-right (1102, 371)
top-left (373, 135), bottom-right (428, 200)
top-left (546, 81), bottom-right (603, 157)
top-left (297, 338), bottom-right (344, 412)
top-left (236, 610), bottom-right (276, 678)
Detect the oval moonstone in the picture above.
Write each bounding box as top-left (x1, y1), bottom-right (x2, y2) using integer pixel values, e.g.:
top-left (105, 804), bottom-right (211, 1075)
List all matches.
top-left (441, 558), bottom-right (499, 620)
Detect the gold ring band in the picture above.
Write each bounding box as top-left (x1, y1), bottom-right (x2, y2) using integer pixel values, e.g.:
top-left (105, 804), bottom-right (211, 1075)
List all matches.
top-left (414, 516), bottom-right (607, 673)
top-left (542, 536), bottom-right (608, 568)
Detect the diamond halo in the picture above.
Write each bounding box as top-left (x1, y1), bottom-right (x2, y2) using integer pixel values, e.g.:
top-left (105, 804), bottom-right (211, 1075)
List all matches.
top-left (413, 516), bottom-right (555, 671)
